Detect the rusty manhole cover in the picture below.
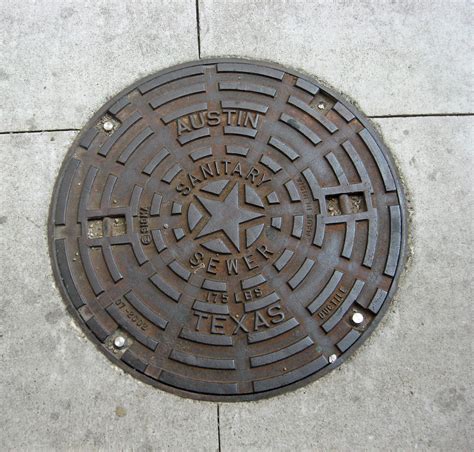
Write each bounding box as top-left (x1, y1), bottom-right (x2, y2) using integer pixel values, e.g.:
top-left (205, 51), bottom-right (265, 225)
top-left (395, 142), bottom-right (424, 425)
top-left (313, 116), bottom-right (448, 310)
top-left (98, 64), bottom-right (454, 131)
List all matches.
top-left (49, 59), bottom-right (406, 401)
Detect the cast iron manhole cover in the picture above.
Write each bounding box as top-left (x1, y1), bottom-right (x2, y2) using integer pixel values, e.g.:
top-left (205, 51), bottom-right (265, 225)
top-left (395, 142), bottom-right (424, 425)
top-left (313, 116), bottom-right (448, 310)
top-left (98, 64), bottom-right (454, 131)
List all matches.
top-left (49, 59), bottom-right (406, 401)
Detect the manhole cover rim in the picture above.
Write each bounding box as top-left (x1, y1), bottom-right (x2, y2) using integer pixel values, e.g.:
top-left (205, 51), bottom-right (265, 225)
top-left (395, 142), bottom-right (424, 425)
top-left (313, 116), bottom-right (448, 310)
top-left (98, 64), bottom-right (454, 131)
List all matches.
top-left (48, 58), bottom-right (408, 402)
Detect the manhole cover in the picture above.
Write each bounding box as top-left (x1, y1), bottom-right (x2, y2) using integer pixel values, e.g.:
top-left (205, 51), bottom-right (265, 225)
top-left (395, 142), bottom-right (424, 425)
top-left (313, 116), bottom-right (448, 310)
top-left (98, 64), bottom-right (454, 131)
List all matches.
top-left (49, 59), bottom-right (406, 401)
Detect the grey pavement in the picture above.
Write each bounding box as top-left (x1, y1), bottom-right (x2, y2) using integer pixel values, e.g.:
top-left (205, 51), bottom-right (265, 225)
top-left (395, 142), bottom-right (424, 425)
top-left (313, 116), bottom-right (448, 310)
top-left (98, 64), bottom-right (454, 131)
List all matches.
top-left (0, 0), bottom-right (472, 451)
top-left (1, 0), bottom-right (198, 132)
top-left (218, 116), bottom-right (473, 450)
top-left (199, 0), bottom-right (473, 116)
top-left (0, 132), bottom-right (218, 451)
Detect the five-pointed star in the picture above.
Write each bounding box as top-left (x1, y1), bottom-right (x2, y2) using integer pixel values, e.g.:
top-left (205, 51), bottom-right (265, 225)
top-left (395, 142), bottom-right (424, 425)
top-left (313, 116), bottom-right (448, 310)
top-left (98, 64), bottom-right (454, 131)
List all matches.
top-left (196, 183), bottom-right (263, 252)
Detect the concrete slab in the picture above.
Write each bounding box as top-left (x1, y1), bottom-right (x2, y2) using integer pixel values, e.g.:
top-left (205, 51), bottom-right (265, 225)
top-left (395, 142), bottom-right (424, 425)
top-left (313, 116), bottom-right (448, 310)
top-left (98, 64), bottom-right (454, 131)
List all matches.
top-left (218, 117), bottom-right (473, 451)
top-left (0, 0), bottom-right (198, 132)
top-left (1, 1), bottom-right (472, 448)
top-left (0, 132), bottom-right (218, 451)
top-left (199, 0), bottom-right (473, 116)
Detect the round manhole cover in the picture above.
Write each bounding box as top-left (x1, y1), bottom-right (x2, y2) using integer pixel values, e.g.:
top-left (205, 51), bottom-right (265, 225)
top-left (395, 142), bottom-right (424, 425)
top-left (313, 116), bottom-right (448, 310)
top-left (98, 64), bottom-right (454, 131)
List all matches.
top-left (49, 59), bottom-right (406, 401)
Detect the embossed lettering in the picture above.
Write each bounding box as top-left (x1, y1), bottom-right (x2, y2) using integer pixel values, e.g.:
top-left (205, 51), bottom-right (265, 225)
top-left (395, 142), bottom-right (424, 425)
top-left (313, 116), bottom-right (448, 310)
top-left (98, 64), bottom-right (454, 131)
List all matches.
top-left (232, 162), bottom-right (242, 177)
top-left (176, 183), bottom-right (191, 195)
top-left (244, 111), bottom-right (259, 128)
top-left (245, 166), bottom-right (260, 183)
top-left (211, 315), bottom-right (226, 334)
top-left (207, 110), bottom-right (221, 126)
top-left (243, 254), bottom-right (258, 270)
top-left (207, 257), bottom-right (219, 274)
top-left (188, 174), bottom-right (201, 187)
top-left (226, 259), bottom-right (239, 275)
top-left (256, 245), bottom-right (273, 259)
top-left (190, 112), bottom-right (205, 129)
top-left (223, 109), bottom-right (236, 125)
top-left (231, 314), bottom-right (249, 334)
top-left (194, 311), bottom-right (209, 331)
top-left (254, 311), bottom-right (270, 330)
top-left (176, 118), bottom-right (192, 136)
top-left (177, 160), bottom-right (273, 196)
top-left (268, 304), bottom-right (285, 323)
top-left (317, 286), bottom-right (348, 320)
top-left (139, 207), bottom-right (151, 245)
top-left (189, 251), bottom-right (204, 267)
top-left (200, 163), bottom-right (214, 179)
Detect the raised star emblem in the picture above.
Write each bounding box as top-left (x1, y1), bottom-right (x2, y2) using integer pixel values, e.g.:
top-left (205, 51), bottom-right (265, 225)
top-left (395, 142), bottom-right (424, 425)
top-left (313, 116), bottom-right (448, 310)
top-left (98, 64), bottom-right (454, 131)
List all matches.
top-left (196, 183), bottom-right (264, 252)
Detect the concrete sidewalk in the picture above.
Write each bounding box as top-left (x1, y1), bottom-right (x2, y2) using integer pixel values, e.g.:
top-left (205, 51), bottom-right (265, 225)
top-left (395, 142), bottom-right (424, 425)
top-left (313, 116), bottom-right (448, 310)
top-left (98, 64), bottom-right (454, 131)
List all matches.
top-left (1, 1), bottom-right (472, 450)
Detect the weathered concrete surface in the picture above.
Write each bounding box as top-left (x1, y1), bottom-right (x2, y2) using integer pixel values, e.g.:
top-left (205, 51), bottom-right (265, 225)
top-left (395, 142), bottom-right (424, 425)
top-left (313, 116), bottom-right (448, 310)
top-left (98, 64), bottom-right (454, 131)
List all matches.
top-left (0, 0), bottom-right (198, 132)
top-left (0, 132), bottom-right (218, 451)
top-left (218, 117), bottom-right (473, 451)
top-left (1, 0), bottom-right (473, 450)
top-left (1, 120), bottom-right (471, 452)
top-left (199, 0), bottom-right (473, 116)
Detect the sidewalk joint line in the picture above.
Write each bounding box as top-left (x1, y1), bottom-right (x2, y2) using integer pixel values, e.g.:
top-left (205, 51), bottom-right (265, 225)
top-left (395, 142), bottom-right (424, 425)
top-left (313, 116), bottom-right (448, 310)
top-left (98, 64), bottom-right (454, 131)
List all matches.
top-left (195, 0), bottom-right (201, 59)
top-left (0, 128), bottom-right (80, 135)
top-left (369, 113), bottom-right (474, 118)
top-left (217, 403), bottom-right (222, 452)
top-left (1, 113), bottom-right (471, 136)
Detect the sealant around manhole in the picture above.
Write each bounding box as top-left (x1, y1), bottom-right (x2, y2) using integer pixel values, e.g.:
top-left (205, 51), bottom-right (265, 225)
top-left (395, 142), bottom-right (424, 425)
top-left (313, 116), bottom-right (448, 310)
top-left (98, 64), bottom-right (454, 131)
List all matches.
top-left (49, 59), bottom-right (406, 401)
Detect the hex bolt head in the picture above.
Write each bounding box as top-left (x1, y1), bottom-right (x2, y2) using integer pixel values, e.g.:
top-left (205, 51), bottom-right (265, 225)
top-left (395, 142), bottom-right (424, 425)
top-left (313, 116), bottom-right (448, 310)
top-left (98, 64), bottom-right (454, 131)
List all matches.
top-left (103, 121), bottom-right (114, 132)
top-left (352, 312), bottom-right (364, 325)
top-left (317, 102), bottom-right (325, 110)
top-left (114, 336), bottom-right (126, 348)
top-left (329, 354), bottom-right (337, 363)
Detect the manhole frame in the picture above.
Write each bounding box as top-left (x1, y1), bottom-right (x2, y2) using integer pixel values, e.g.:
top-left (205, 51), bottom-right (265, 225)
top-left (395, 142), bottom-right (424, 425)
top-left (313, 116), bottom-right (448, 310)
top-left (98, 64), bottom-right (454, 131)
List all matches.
top-left (48, 58), bottom-right (408, 402)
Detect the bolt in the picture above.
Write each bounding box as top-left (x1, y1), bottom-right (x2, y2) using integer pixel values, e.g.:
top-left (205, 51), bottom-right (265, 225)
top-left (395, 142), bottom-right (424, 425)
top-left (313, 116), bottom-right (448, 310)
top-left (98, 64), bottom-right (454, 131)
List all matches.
top-left (103, 121), bottom-right (114, 132)
top-left (352, 312), bottom-right (364, 325)
top-left (113, 199), bottom-right (117, 204)
top-left (114, 218), bottom-right (119, 224)
top-left (329, 354), bottom-right (337, 364)
top-left (114, 336), bottom-right (126, 348)
top-left (317, 102), bottom-right (325, 110)
top-left (163, 223), bottom-right (169, 229)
